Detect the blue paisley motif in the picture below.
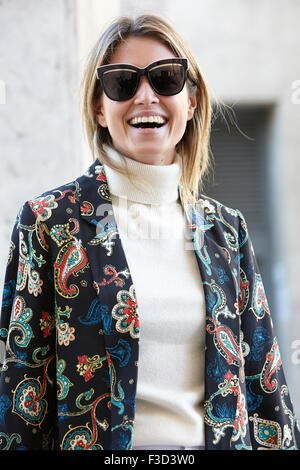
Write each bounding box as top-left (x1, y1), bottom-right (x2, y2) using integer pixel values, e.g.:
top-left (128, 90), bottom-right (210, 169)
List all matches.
top-left (215, 403), bottom-right (236, 421)
top-left (106, 339), bottom-right (131, 367)
top-left (111, 423), bottom-right (133, 450)
top-left (206, 290), bottom-right (217, 315)
top-left (2, 281), bottom-right (16, 308)
top-left (248, 326), bottom-right (272, 362)
top-left (0, 395), bottom-right (11, 426)
top-left (212, 266), bottom-right (230, 284)
top-left (58, 403), bottom-right (71, 421)
top-left (206, 354), bottom-right (229, 383)
top-left (78, 298), bottom-right (111, 333)
top-left (245, 376), bottom-right (263, 412)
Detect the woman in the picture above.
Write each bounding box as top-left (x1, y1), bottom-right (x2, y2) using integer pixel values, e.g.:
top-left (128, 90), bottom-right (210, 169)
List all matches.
top-left (0, 14), bottom-right (299, 451)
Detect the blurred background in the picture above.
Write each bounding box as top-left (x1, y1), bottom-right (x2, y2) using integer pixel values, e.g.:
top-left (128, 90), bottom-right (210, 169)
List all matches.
top-left (0, 0), bottom-right (300, 420)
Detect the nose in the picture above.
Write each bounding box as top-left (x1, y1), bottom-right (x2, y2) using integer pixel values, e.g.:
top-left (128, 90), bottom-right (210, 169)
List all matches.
top-left (133, 76), bottom-right (159, 104)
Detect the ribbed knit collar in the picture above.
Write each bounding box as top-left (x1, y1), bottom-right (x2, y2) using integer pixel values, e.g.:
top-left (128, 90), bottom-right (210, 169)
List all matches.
top-left (101, 144), bottom-right (182, 205)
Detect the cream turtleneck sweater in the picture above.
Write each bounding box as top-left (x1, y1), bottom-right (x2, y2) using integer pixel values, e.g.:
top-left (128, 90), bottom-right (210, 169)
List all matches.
top-left (102, 145), bottom-right (206, 447)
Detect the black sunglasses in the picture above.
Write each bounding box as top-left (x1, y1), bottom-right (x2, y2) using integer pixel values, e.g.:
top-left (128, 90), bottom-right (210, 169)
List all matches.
top-left (96, 58), bottom-right (188, 101)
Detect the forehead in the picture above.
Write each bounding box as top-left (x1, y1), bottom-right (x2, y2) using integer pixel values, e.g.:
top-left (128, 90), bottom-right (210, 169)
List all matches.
top-left (109, 35), bottom-right (176, 68)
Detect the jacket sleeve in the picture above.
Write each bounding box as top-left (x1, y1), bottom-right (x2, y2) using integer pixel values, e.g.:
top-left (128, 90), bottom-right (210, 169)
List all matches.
top-left (0, 201), bottom-right (56, 450)
top-left (237, 210), bottom-right (300, 450)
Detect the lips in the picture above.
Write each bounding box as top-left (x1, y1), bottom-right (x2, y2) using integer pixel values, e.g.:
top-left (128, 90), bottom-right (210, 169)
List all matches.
top-left (128, 121), bottom-right (168, 134)
top-left (127, 116), bottom-right (169, 134)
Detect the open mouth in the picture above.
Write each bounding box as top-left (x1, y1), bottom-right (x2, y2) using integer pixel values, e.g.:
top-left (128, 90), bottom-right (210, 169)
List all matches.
top-left (127, 116), bottom-right (168, 130)
top-left (128, 121), bottom-right (168, 130)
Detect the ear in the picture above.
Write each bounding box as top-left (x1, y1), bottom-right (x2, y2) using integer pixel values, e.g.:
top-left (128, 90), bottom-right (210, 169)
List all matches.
top-left (94, 99), bottom-right (108, 128)
top-left (187, 87), bottom-right (200, 121)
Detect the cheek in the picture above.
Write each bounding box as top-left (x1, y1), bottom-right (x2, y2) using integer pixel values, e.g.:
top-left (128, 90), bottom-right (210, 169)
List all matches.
top-left (106, 104), bottom-right (129, 131)
top-left (173, 105), bottom-right (190, 131)
top-left (169, 94), bottom-right (190, 122)
top-left (168, 98), bottom-right (191, 140)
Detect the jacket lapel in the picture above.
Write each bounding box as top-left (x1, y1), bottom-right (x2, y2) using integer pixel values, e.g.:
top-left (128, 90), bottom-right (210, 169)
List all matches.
top-left (188, 199), bottom-right (250, 449)
top-left (77, 159), bottom-right (139, 449)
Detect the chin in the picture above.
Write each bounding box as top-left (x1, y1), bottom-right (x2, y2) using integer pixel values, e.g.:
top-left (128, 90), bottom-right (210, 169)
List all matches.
top-left (132, 143), bottom-right (168, 153)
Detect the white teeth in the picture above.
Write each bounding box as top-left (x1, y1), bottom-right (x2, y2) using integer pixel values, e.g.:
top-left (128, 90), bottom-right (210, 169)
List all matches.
top-left (129, 116), bottom-right (167, 125)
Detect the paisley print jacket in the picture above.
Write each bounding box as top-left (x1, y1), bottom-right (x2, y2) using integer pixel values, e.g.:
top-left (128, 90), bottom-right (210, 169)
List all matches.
top-left (0, 157), bottom-right (299, 451)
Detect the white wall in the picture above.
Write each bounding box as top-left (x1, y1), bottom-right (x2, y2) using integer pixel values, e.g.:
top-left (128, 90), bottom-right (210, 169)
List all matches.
top-left (0, 0), bottom-right (81, 285)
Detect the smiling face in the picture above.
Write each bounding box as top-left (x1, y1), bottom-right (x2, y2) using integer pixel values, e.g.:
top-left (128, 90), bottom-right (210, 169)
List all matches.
top-left (95, 36), bottom-right (198, 165)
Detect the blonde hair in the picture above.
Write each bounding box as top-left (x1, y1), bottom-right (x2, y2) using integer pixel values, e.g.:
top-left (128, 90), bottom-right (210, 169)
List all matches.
top-left (79, 14), bottom-right (213, 214)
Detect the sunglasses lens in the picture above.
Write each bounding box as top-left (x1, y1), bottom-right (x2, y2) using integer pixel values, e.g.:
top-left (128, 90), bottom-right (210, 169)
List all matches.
top-left (149, 63), bottom-right (185, 96)
top-left (102, 69), bottom-right (138, 101)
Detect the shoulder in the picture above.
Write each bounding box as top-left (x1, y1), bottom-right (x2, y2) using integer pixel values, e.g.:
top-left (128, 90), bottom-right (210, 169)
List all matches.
top-left (16, 159), bottom-right (103, 228)
top-left (17, 176), bottom-right (82, 228)
top-left (197, 194), bottom-right (251, 255)
top-left (197, 194), bottom-right (245, 225)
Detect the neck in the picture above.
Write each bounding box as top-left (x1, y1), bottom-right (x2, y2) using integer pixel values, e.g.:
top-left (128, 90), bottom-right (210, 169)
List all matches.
top-left (110, 143), bottom-right (176, 166)
top-left (101, 144), bottom-right (182, 205)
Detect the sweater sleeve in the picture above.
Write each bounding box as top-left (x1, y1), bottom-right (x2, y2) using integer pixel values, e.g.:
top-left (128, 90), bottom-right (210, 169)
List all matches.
top-left (237, 209), bottom-right (300, 450)
top-left (0, 202), bottom-right (56, 450)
